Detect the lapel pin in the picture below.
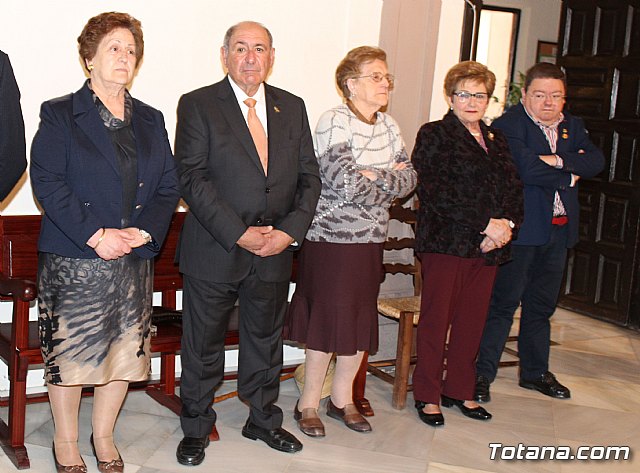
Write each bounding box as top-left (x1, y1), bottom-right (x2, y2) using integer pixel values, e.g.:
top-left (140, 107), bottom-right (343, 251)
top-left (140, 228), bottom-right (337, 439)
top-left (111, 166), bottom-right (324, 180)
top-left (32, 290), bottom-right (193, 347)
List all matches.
top-left (562, 128), bottom-right (568, 139)
top-left (487, 131), bottom-right (494, 141)
top-left (274, 106), bottom-right (280, 113)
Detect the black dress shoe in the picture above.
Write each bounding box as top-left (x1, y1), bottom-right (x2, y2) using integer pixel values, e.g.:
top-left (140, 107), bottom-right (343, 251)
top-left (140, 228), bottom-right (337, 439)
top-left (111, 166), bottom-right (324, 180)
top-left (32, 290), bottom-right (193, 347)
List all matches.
top-left (414, 401), bottom-right (445, 427)
top-left (176, 436), bottom-right (210, 466)
top-left (242, 420), bottom-right (303, 453)
top-left (519, 371), bottom-right (571, 399)
top-left (441, 395), bottom-right (492, 420)
top-left (474, 375), bottom-right (491, 403)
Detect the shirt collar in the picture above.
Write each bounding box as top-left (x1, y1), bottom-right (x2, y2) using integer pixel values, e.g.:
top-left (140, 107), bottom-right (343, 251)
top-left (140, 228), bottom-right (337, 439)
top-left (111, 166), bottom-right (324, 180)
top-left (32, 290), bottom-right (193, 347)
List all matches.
top-left (521, 100), bottom-right (564, 130)
top-left (228, 75), bottom-right (266, 105)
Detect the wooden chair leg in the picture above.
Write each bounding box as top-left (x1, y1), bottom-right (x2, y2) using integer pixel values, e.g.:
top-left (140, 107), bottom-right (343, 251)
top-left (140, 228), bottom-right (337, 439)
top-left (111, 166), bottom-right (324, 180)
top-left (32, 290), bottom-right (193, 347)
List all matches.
top-left (353, 352), bottom-right (368, 400)
top-left (392, 312), bottom-right (414, 410)
top-left (0, 352), bottom-right (30, 469)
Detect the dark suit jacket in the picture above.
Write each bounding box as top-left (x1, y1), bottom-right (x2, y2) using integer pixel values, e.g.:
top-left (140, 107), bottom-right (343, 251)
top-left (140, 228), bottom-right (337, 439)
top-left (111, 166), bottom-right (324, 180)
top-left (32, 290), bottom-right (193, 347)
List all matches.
top-left (0, 51), bottom-right (27, 201)
top-left (30, 82), bottom-right (180, 259)
top-left (411, 111), bottom-right (524, 266)
top-left (492, 103), bottom-right (604, 248)
top-left (175, 76), bottom-right (321, 283)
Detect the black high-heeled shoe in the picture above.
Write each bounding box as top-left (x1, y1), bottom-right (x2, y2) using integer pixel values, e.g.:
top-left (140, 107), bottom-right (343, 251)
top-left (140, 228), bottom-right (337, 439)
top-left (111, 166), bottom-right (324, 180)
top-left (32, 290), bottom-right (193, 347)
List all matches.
top-left (414, 401), bottom-right (445, 427)
top-left (90, 434), bottom-right (124, 473)
top-left (52, 442), bottom-right (87, 473)
top-left (441, 395), bottom-right (492, 420)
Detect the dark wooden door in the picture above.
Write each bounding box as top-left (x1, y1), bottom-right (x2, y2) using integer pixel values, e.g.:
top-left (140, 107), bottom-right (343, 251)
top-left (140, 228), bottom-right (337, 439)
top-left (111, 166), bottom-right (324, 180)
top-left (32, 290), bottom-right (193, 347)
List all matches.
top-left (556, 0), bottom-right (640, 328)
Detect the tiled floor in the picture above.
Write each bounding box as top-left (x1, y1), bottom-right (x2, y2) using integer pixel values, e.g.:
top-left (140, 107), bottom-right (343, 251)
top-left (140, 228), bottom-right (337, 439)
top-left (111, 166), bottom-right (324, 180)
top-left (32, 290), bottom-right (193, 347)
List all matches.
top-left (1, 308), bottom-right (639, 472)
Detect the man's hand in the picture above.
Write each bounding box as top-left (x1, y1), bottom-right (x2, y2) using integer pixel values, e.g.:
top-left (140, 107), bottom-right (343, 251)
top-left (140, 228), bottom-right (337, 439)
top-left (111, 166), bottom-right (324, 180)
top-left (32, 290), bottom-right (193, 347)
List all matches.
top-left (254, 229), bottom-right (294, 257)
top-left (539, 154), bottom-right (557, 167)
top-left (237, 226), bottom-right (273, 252)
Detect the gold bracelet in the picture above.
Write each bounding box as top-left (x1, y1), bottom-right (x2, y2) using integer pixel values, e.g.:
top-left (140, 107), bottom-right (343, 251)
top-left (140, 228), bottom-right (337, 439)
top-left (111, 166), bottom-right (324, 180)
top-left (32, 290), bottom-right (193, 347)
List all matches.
top-left (93, 228), bottom-right (106, 249)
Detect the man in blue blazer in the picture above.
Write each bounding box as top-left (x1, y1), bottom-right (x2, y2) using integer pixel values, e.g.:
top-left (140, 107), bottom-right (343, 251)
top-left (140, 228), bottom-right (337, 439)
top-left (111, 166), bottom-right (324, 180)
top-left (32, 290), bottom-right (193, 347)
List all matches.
top-left (174, 21), bottom-right (320, 465)
top-left (475, 63), bottom-right (604, 402)
top-left (0, 50), bottom-right (27, 202)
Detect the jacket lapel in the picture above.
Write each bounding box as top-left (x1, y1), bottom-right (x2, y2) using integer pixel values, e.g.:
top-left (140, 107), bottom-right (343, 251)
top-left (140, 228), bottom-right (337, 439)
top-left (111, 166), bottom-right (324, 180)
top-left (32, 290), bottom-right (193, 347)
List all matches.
top-left (131, 100), bottom-right (154, 180)
top-left (265, 84), bottom-right (285, 178)
top-left (72, 83), bottom-right (120, 175)
top-left (217, 76), bottom-right (264, 174)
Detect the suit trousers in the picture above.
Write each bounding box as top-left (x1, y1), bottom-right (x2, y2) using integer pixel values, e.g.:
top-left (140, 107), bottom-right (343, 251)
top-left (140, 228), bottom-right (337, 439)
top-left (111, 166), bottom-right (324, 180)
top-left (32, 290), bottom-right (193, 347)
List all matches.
top-left (476, 224), bottom-right (568, 382)
top-left (179, 269), bottom-right (290, 436)
top-left (413, 253), bottom-right (497, 404)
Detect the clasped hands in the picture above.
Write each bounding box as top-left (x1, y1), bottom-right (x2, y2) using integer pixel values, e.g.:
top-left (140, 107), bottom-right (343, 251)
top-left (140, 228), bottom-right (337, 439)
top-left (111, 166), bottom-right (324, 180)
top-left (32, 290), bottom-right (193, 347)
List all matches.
top-left (87, 227), bottom-right (148, 261)
top-left (480, 218), bottom-right (513, 254)
top-left (237, 226), bottom-right (294, 257)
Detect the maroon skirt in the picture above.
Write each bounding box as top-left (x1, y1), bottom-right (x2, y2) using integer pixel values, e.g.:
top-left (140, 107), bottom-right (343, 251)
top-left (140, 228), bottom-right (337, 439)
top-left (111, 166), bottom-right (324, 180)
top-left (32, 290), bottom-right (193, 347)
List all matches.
top-left (287, 240), bottom-right (384, 355)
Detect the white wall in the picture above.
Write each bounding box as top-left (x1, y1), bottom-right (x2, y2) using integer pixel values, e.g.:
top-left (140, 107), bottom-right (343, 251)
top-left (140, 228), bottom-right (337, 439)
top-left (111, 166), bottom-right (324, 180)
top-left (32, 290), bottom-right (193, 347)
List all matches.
top-left (429, 0), bottom-right (466, 121)
top-left (0, 0), bottom-right (383, 393)
top-left (0, 0), bottom-right (383, 215)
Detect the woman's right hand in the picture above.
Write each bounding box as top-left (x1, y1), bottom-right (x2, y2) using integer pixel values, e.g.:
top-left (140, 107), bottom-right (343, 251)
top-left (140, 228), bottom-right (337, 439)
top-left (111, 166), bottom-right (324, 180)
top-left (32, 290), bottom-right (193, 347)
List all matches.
top-left (482, 218), bottom-right (512, 248)
top-left (87, 228), bottom-right (133, 260)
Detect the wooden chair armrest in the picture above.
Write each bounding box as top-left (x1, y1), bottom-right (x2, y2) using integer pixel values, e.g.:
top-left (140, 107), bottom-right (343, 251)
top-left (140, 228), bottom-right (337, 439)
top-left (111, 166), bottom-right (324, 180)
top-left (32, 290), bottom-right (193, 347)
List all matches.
top-left (0, 275), bottom-right (37, 302)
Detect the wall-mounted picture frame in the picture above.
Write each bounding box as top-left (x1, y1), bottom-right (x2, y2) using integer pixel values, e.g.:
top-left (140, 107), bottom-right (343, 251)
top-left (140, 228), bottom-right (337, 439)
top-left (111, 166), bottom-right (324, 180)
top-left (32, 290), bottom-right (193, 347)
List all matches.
top-left (536, 41), bottom-right (557, 64)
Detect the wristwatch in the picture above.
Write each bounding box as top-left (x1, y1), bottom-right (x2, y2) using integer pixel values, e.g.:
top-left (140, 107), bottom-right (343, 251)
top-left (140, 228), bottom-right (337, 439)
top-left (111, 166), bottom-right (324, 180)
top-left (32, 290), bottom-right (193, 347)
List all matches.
top-left (139, 229), bottom-right (152, 244)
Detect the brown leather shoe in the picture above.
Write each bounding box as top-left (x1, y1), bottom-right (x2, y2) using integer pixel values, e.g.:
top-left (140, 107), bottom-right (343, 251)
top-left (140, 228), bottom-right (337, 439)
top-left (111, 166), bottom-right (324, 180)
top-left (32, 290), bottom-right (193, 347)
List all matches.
top-left (326, 399), bottom-right (372, 432)
top-left (353, 397), bottom-right (375, 417)
top-left (294, 401), bottom-right (325, 437)
top-left (90, 434), bottom-right (124, 472)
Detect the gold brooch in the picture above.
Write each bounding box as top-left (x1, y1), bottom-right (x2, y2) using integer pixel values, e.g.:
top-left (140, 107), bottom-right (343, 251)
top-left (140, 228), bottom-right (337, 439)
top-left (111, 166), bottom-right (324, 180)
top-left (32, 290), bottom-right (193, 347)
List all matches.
top-left (274, 106), bottom-right (280, 113)
top-left (561, 128), bottom-right (568, 139)
top-left (487, 131), bottom-right (494, 141)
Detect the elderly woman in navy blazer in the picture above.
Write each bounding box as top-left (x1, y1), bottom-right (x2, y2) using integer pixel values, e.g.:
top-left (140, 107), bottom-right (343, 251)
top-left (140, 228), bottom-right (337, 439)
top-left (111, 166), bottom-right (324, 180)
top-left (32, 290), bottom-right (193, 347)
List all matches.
top-left (30, 12), bottom-right (179, 473)
top-left (410, 61), bottom-right (523, 427)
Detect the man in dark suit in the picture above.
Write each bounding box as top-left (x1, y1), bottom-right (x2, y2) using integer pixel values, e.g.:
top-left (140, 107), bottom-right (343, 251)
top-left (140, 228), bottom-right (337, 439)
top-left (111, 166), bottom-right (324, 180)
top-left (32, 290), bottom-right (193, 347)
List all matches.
top-left (0, 50), bottom-right (27, 202)
top-left (174, 21), bottom-right (320, 465)
top-left (475, 63), bottom-right (604, 403)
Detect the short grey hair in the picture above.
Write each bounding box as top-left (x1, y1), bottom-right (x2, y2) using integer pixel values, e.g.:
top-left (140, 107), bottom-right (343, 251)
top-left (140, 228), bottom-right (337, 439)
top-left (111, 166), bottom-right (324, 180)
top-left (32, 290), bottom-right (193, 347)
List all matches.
top-left (222, 21), bottom-right (273, 51)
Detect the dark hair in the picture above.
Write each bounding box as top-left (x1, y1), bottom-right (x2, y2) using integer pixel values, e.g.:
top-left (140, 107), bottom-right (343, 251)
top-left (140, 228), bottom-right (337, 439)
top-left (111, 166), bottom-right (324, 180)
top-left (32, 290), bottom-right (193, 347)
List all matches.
top-left (222, 21), bottom-right (273, 51)
top-left (78, 12), bottom-right (144, 72)
top-left (444, 60), bottom-right (496, 97)
top-left (335, 46), bottom-right (387, 98)
top-left (524, 62), bottom-right (566, 90)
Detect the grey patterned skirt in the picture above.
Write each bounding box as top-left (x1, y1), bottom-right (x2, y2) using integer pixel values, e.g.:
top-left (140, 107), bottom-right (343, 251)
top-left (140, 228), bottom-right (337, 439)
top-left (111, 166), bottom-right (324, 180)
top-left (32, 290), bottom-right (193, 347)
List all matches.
top-left (38, 252), bottom-right (152, 385)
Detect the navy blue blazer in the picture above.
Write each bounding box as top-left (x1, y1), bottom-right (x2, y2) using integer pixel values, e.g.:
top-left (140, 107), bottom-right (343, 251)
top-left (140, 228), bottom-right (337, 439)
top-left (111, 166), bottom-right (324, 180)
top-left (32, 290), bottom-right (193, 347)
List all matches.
top-left (30, 82), bottom-right (180, 259)
top-left (0, 51), bottom-right (27, 201)
top-left (492, 103), bottom-right (604, 248)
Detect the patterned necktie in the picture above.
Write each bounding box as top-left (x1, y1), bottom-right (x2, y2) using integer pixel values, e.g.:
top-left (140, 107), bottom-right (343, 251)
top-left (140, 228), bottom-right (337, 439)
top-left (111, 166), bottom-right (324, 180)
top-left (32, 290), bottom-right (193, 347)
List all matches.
top-left (243, 98), bottom-right (268, 175)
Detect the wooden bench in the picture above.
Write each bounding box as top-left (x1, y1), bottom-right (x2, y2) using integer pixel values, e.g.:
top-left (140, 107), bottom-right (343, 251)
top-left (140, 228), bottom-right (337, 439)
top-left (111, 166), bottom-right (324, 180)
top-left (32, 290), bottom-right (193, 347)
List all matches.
top-left (0, 212), bottom-right (242, 469)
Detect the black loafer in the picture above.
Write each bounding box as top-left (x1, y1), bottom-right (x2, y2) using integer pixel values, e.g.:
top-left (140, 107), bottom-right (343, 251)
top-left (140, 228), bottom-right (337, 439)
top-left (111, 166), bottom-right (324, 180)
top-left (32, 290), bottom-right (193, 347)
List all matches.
top-left (176, 436), bottom-right (210, 466)
top-left (519, 371), bottom-right (571, 399)
top-left (414, 401), bottom-right (444, 427)
top-left (242, 420), bottom-right (303, 453)
top-left (441, 395), bottom-right (492, 420)
top-left (474, 375), bottom-right (491, 403)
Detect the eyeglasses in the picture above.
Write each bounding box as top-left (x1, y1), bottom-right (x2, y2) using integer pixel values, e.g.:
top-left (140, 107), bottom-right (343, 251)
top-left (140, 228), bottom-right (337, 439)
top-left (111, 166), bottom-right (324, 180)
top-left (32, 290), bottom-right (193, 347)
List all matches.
top-left (452, 91), bottom-right (489, 103)
top-left (353, 72), bottom-right (395, 88)
top-left (530, 93), bottom-right (566, 102)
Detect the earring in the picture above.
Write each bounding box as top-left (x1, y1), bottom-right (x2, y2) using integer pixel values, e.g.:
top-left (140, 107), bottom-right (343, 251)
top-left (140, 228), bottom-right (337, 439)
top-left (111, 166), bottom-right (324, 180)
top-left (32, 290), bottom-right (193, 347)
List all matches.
top-left (88, 64), bottom-right (94, 71)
